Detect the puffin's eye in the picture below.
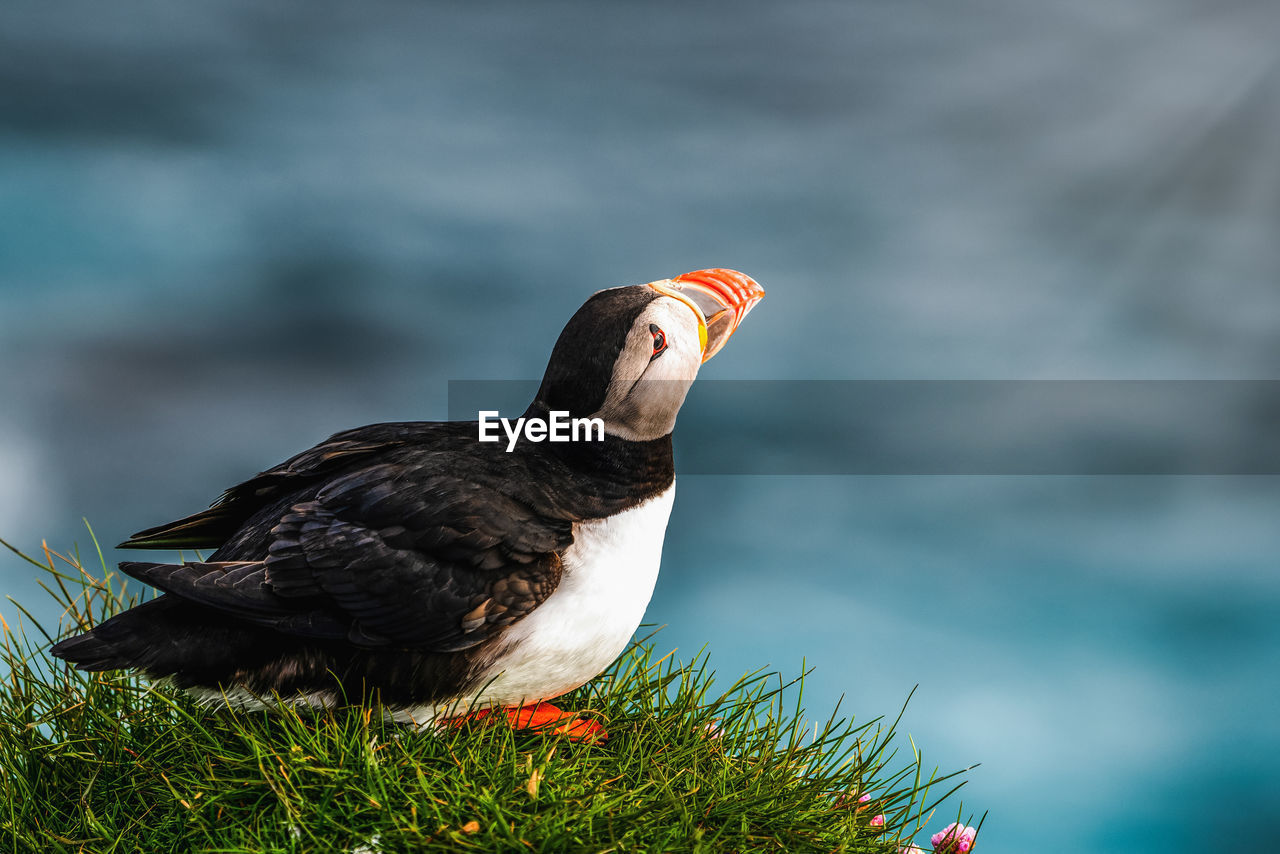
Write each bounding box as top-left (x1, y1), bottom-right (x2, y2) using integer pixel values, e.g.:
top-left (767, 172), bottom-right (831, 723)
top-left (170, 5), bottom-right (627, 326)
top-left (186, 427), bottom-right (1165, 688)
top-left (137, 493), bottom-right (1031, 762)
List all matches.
top-left (649, 324), bottom-right (667, 360)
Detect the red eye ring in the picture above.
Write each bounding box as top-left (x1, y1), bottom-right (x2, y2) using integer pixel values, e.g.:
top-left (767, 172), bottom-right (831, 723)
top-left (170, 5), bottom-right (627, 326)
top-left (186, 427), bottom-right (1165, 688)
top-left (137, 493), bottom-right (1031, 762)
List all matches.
top-left (649, 323), bottom-right (667, 360)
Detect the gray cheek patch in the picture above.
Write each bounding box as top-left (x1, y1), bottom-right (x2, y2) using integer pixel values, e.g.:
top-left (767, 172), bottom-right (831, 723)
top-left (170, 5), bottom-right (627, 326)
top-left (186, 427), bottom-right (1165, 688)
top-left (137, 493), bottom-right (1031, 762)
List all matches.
top-left (593, 303), bottom-right (700, 442)
top-left (600, 321), bottom-right (655, 413)
top-left (604, 380), bottom-right (690, 440)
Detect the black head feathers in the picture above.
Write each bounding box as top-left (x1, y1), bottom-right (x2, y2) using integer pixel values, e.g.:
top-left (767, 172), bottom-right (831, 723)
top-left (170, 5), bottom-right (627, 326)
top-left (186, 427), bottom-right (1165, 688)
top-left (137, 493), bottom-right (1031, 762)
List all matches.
top-left (532, 286), bottom-right (657, 417)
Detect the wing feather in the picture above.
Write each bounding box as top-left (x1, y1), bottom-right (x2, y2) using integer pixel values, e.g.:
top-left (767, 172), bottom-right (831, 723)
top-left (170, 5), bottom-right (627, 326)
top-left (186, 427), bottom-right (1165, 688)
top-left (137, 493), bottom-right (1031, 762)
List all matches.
top-left (120, 460), bottom-right (572, 653)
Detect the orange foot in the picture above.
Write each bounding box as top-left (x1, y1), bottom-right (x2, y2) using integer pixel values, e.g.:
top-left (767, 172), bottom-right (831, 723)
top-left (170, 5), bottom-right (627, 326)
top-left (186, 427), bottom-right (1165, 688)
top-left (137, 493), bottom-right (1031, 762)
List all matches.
top-left (444, 702), bottom-right (607, 743)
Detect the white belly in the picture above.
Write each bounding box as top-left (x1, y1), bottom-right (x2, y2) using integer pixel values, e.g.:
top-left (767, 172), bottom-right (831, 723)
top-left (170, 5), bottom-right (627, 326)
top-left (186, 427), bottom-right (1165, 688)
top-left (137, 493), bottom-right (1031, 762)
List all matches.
top-left (463, 483), bottom-right (675, 708)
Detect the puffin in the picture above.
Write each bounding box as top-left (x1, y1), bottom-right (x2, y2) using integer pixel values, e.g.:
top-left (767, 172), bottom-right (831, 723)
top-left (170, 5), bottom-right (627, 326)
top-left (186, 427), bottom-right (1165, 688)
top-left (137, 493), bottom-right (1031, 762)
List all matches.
top-left (52, 269), bottom-right (764, 742)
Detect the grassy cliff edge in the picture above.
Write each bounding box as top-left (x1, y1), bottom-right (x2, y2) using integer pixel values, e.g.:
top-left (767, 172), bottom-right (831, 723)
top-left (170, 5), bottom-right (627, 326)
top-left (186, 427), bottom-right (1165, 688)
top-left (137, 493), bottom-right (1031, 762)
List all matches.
top-left (1, 533), bottom-right (980, 852)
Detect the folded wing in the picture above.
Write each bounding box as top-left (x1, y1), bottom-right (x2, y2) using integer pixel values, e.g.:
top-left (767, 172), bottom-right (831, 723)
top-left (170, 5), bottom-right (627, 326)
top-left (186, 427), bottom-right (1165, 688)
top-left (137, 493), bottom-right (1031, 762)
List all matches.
top-left (121, 456), bottom-right (573, 653)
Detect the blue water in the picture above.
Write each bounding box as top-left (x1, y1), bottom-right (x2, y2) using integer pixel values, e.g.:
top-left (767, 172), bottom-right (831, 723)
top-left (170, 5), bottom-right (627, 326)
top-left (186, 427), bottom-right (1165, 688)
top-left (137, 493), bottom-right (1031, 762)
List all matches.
top-left (3, 2), bottom-right (1279, 850)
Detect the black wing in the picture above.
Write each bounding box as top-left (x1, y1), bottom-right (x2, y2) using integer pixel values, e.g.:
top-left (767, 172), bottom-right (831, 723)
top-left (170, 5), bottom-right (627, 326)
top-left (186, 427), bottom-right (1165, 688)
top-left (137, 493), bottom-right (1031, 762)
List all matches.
top-left (119, 430), bottom-right (575, 653)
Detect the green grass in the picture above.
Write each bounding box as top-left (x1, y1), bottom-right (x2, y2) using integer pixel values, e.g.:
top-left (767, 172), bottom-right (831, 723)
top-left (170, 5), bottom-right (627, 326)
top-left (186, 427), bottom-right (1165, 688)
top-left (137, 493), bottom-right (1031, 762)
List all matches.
top-left (0, 534), bottom-right (981, 853)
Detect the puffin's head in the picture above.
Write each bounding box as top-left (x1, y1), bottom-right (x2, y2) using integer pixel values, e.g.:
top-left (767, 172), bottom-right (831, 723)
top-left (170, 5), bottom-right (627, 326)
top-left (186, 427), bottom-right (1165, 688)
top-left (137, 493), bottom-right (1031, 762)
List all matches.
top-left (534, 268), bottom-right (764, 441)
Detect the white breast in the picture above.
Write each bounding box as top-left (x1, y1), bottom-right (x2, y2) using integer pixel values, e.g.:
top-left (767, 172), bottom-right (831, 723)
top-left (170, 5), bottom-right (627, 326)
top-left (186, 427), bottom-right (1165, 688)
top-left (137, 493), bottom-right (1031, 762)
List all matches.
top-left (461, 483), bottom-right (675, 708)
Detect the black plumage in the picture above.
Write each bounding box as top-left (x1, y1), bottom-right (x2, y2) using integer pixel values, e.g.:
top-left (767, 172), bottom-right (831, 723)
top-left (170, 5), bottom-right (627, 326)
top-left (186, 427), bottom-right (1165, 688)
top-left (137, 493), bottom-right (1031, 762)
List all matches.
top-left (53, 292), bottom-right (666, 705)
top-left (50, 270), bottom-right (763, 719)
top-left (60, 423), bottom-right (671, 703)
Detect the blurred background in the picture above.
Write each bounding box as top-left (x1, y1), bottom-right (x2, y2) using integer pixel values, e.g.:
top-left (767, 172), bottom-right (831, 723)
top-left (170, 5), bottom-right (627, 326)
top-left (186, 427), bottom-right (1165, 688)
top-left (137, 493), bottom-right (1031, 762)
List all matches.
top-left (2, 1), bottom-right (1279, 851)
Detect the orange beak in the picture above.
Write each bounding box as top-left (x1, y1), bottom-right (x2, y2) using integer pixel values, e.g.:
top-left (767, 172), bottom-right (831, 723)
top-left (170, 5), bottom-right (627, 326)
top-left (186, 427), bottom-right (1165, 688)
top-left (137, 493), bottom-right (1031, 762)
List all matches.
top-left (649, 268), bottom-right (765, 362)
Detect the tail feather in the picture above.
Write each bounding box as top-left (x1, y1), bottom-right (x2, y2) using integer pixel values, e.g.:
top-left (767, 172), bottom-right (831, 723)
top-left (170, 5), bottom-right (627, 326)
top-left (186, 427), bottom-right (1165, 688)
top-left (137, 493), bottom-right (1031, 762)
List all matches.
top-left (49, 565), bottom-right (209, 672)
top-left (49, 630), bottom-right (128, 672)
top-left (50, 596), bottom-right (181, 673)
top-left (49, 592), bottom-right (316, 689)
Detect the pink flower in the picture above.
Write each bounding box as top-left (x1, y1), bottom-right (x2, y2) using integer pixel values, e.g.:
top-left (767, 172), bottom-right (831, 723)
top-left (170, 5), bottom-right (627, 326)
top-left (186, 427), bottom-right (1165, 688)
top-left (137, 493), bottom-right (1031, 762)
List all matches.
top-left (854, 792), bottom-right (885, 827)
top-left (899, 847), bottom-right (924, 854)
top-left (931, 822), bottom-right (977, 853)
